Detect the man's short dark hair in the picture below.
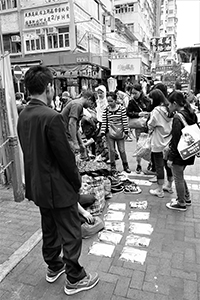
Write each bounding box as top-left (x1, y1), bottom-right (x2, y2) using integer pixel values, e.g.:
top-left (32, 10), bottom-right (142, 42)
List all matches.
top-left (24, 65), bottom-right (53, 95)
top-left (82, 90), bottom-right (94, 100)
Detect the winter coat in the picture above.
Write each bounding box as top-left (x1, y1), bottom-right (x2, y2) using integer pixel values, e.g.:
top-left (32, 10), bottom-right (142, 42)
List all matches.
top-left (168, 108), bottom-right (198, 165)
top-left (147, 105), bottom-right (172, 152)
top-left (17, 99), bottom-right (81, 209)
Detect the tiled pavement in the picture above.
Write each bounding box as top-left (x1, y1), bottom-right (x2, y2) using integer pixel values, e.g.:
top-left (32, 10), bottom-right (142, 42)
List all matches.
top-left (0, 140), bottom-right (200, 300)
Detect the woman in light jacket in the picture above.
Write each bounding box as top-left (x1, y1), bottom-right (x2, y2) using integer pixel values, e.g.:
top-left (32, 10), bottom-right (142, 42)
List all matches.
top-left (147, 89), bottom-right (173, 198)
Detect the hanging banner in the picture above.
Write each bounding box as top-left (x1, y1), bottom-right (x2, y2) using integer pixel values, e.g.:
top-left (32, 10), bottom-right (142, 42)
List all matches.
top-left (150, 36), bottom-right (172, 52)
top-left (111, 58), bottom-right (141, 76)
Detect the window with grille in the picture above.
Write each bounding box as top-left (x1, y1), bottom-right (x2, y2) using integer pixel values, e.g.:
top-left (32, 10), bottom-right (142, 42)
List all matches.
top-left (3, 34), bottom-right (21, 53)
top-left (0, 0), bottom-right (17, 10)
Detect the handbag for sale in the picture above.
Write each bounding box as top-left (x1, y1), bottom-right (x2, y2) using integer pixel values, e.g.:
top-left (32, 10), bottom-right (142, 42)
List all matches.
top-left (128, 117), bottom-right (147, 129)
top-left (108, 123), bottom-right (124, 139)
top-left (132, 132), bottom-right (151, 161)
top-left (177, 113), bottom-right (200, 160)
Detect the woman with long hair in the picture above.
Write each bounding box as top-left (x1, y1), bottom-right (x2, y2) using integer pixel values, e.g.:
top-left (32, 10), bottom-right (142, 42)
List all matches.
top-left (166, 90), bottom-right (198, 211)
top-left (147, 89), bottom-right (173, 198)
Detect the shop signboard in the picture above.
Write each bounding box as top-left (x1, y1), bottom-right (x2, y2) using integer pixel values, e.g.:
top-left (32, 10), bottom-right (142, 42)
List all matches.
top-left (21, 0), bottom-right (62, 9)
top-left (24, 3), bottom-right (70, 28)
top-left (150, 36), bottom-right (172, 52)
top-left (111, 58), bottom-right (141, 76)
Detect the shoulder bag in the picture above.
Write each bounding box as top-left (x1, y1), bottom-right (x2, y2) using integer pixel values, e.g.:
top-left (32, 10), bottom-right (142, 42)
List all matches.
top-left (177, 113), bottom-right (200, 160)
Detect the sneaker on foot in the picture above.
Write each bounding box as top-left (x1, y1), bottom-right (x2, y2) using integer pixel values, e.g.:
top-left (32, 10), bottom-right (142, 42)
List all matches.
top-left (46, 265), bottom-right (65, 283)
top-left (64, 273), bottom-right (99, 295)
top-left (136, 165), bottom-right (142, 174)
top-left (124, 167), bottom-right (131, 173)
top-left (163, 186), bottom-right (173, 194)
top-left (166, 202), bottom-right (187, 211)
top-left (143, 169), bottom-right (156, 175)
top-left (149, 189), bottom-right (164, 198)
top-left (186, 200), bottom-right (191, 206)
top-left (149, 176), bottom-right (157, 183)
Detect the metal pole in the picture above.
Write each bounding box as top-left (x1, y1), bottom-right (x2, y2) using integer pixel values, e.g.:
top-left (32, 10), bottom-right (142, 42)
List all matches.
top-left (17, 80), bottom-right (20, 93)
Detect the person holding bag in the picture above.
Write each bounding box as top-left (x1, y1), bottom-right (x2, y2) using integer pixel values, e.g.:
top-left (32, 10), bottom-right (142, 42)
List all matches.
top-left (127, 83), bottom-right (151, 173)
top-left (147, 89), bottom-right (173, 198)
top-left (101, 92), bottom-right (131, 174)
top-left (166, 90), bottom-right (197, 211)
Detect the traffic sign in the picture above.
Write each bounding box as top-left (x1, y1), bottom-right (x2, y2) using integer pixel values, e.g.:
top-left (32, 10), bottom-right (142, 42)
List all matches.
top-left (13, 65), bottom-right (23, 81)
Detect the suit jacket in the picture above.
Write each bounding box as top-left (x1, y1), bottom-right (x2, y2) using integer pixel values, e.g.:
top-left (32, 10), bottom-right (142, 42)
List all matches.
top-left (17, 99), bottom-right (81, 208)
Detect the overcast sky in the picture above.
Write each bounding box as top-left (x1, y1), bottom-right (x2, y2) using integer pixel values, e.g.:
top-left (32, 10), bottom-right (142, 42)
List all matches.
top-left (176, 0), bottom-right (200, 48)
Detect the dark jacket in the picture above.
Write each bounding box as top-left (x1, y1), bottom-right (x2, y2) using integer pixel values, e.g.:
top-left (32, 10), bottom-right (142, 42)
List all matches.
top-left (168, 108), bottom-right (197, 165)
top-left (126, 93), bottom-right (151, 119)
top-left (17, 99), bottom-right (81, 209)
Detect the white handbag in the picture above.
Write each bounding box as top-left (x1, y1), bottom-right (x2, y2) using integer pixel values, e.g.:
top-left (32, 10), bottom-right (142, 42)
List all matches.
top-left (177, 113), bottom-right (200, 160)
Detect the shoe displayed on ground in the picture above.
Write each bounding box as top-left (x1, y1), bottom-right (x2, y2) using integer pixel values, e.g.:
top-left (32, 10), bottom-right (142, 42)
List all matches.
top-left (111, 185), bottom-right (124, 194)
top-left (163, 185), bottom-right (173, 194)
top-left (135, 165), bottom-right (142, 174)
top-left (143, 169), bottom-right (156, 175)
top-left (123, 183), bottom-right (142, 194)
top-left (149, 188), bottom-right (164, 198)
top-left (64, 272), bottom-right (99, 295)
top-left (149, 176), bottom-right (157, 183)
top-left (108, 175), bottom-right (121, 188)
top-left (46, 265), bottom-right (65, 283)
top-left (166, 201), bottom-right (187, 211)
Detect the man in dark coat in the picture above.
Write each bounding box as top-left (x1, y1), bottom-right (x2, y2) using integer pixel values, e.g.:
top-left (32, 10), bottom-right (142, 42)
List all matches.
top-left (17, 66), bottom-right (99, 295)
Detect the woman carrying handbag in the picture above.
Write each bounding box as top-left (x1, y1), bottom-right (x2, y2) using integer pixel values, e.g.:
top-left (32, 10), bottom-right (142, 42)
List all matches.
top-left (101, 92), bottom-right (131, 174)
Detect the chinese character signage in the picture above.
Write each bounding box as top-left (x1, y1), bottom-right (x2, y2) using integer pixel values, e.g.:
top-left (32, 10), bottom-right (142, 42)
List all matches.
top-left (21, 0), bottom-right (62, 8)
top-left (24, 3), bottom-right (70, 27)
top-left (150, 37), bottom-right (172, 52)
top-left (111, 58), bottom-right (141, 76)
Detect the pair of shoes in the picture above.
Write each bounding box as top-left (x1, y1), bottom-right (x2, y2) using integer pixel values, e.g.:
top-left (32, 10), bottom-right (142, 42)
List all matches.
top-left (149, 176), bottom-right (157, 183)
top-left (46, 265), bottom-right (65, 283)
top-left (111, 185), bottom-right (124, 194)
top-left (163, 186), bottom-right (173, 194)
top-left (123, 183), bottom-right (142, 194)
top-left (143, 169), bottom-right (156, 175)
top-left (149, 189), bottom-right (164, 198)
top-left (136, 165), bottom-right (142, 174)
top-left (166, 201), bottom-right (187, 211)
top-left (64, 272), bottom-right (99, 295)
top-left (124, 167), bottom-right (131, 174)
top-left (108, 175), bottom-right (121, 188)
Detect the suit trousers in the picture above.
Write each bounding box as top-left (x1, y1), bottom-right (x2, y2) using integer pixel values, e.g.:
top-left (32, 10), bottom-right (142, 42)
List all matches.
top-left (40, 203), bottom-right (86, 284)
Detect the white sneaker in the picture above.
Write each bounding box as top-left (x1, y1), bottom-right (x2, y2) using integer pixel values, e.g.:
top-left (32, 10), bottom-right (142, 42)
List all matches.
top-left (149, 189), bottom-right (164, 198)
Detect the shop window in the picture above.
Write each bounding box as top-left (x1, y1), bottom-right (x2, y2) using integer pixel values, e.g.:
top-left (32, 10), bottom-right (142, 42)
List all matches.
top-left (3, 34), bottom-right (21, 53)
top-left (0, 0), bottom-right (17, 10)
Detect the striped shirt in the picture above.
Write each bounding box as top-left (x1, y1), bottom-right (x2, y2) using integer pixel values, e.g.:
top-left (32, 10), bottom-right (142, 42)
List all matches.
top-left (101, 105), bottom-right (129, 135)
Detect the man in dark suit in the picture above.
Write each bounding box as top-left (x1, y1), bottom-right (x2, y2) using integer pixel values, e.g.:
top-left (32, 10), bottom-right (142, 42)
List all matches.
top-left (17, 66), bottom-right (99, 295)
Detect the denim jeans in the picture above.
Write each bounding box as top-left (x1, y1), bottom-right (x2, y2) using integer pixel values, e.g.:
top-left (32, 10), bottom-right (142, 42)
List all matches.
top-left (172, 164), bottom-right (190, 205)
top-left (152, 152), bottom-right (173, 185)
top-left (108, 137), bottom-right (128, 168)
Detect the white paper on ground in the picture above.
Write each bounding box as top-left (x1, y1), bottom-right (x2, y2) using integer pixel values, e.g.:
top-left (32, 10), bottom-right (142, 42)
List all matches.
top-left (104, 221), bottom-right (125, 233)
top-left (129, 212), bottom-right (150, 221)
top-left (130, 200), bottom-right (148, 209)
top-left (108, 202), bottom-right (126, 211)
top-left (98, 230), bottom-right (123, 245)
top-left (89, 242), bottom-right (115, 257)
top-left (104, 210), bottom-right (125, 221)
top-left (129, 222), bottom-right (153, 235)
top-left (120, 246), bottom-right (147, 264)
top-left (125, 234), bottom-right (150, 247)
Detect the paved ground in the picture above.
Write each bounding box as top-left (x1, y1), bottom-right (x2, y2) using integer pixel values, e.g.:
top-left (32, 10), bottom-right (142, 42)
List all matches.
top-left (0, 139), bottom-right (200, 300)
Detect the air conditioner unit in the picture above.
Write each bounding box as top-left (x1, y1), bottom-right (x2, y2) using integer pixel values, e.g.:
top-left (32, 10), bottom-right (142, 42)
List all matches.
top-left (36, 28), bottom-right (45, 35)
top-left (47, 27), bottom-right (58, 35)
top-left (11, 35), bottom-right (21, 42)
